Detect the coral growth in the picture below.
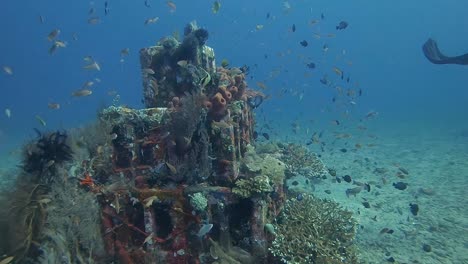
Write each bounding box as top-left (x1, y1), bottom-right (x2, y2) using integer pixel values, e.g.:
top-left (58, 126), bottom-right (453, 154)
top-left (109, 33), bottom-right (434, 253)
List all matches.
top-left (279, 143), bottom-right (329, 180)
top-left (242, 145), bottom-right (285, 186)
top-left (269, 194), bottom-right (358, 264)
top-left (189, 192), bottom-right (208, 212)
top-left (232, 175), bottom-right (272, 198)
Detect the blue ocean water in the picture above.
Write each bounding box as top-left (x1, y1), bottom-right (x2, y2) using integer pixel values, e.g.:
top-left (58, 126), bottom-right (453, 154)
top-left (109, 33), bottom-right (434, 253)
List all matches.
top-left (1, 0), bottom-right (467, 151)
top-left (1, 1), bottom-right (468, 263)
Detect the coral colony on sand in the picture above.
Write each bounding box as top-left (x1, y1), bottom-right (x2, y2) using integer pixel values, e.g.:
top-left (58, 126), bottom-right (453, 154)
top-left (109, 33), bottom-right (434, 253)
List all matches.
top-left (0, 21), bottom-right (357, 264)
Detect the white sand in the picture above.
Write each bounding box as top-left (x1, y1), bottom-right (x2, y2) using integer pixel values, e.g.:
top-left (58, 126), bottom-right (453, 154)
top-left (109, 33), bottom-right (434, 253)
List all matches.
top-left (306, 126), bottom-right (468, 263)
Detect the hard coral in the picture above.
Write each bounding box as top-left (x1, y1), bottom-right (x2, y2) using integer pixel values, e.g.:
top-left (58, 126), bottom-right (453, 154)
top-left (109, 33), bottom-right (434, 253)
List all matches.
top-left (232, 175), bottom-right (272, 198)
top-left (269, 194), bottom-right (358, 264)
top-left (279, 143), bottom-right (329, 180)
top-left (242, 145), bottom-right (285, 186)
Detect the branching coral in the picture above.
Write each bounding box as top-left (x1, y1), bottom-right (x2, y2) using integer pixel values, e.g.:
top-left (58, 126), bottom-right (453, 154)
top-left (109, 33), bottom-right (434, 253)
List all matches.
top-left (279, 143), bottom-right (328, 180)
top-left (269, 194), bottom-right (358, 264)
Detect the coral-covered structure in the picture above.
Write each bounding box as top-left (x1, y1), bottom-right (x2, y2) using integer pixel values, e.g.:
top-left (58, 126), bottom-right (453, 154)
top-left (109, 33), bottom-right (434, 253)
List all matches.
top-left (0, 21), bottom-right (358, 264)
top-left (91, 21), bottom-right (277, 263)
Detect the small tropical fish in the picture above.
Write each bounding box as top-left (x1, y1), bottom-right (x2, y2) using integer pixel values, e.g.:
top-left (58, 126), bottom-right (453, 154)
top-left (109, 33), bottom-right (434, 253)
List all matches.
top-left (326, 33), bottom-right (336, 38)
top-left (166, 1), bottom-right (177, 12)
top-left (291, 24), bottom-right (296, 32)
top-left (306, 62), bottom-right (316, 69)
top-left (256, 24), bottom-right (264, 30)
top-left (0, 256), bottom-right (14, 264)
top-left (409, 203), bottom-right (419, 216)
top-left (83, 56), bottom-right (94, 62)
top-left (54, 40), bottom-right (67, 48)
top-left (142, 68), bottom-right (155, 75)
top-left (197, 223), bottom-right (213, 237)
top-left (144, 0), bottom-right (151, 8)
top-left (83, 61), bottom-right (101, 71)
top-left (212, 0), bottom-right (221, 14)
top-left (200, 72), bottom-right (211, 87)
top-left (72, 89), bottom-right (93, 97)
top-left (144, 196), bottom-right (159, 208)
top-left (165, 162), bottom-right (177, 174)
top-left (312, 32), bottom-right (321, 39)
top-left (300, 40), bottom-right (308, 47)
top-left (283, 1), bottom-right (291, 12)
top-left (345, 186), bottom-right (362, 197)
top-left (2, 66), bottom-right (13, 75)
top-left (5, 108), bottom-right (11, 118)
top-left (332, 67), bottom-right (343, 77)
top-left (393, 182), bottom-right (408, 190)
top-left (82, 80), bottom-right (94, 88)
top-left (89, 7), bottom-right (96, 15)
top-left (143, 233), bottom-right (154, 245)
top-left (38, 15), bottom-right (45, 24)
top-left (72, 33), bottom-right (78, 41)
top-left (48, 43), bottom-right (58, 55)
top-left (144, 17), bottom-right (159, 25)
top-left (365, 110), bottom-right (378, 119)
top-left (88, 17), bottom-right (100, 25)
top-left (256, 82), bottom-right (267, 90)
top-left (220, 59), bottom-right (229, 68)
top-left (35, 115), bottom-right (47, 126)
top-left (336, 21), bottom-right (349, 30)
top-left (320, 75), bottom-right (330, 85)
top-left (379, 228), bottom-right (394, 235)
top-left (309, 19), bottom-right (319, 26)
top-left (104, 1), bottom-right (110, 15)
top-left (48, 103), bottom-right (60, 110)
top-left (120, 48), bottom-right (130, 57)
top-left (47, 29), bottom-right (60, 41)
top-left (177, 60), bottom-right (188, 67)
top-left (323, 44), bottom-right (329, 52)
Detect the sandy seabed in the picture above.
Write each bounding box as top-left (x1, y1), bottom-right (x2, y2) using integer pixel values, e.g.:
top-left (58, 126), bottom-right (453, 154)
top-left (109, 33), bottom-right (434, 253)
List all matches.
top-left (310, 125), bottom-right (468, 264)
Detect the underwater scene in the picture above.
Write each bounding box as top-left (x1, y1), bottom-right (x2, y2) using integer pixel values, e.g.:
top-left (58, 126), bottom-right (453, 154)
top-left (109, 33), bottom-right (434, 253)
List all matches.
top-left (1, 0), bottom-right (467, 263)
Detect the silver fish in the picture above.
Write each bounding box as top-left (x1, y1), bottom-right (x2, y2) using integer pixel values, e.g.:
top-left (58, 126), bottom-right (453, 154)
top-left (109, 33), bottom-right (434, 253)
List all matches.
top-left (197, 224), bottom-right (213, 238)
